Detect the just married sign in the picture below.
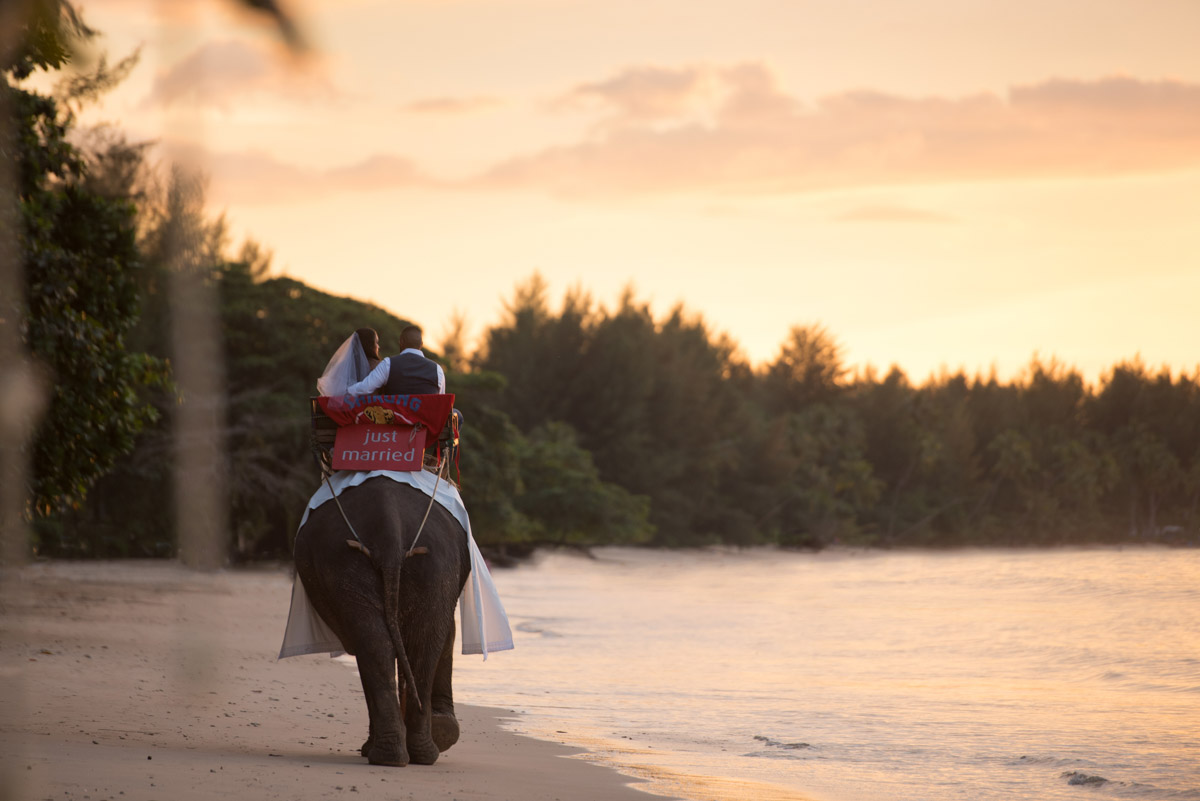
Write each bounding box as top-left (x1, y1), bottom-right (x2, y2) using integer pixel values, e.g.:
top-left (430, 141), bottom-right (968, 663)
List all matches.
top-left (316, 394), bottom-right (454, 472)
top-left (332, 423), bottom-right (427, 471)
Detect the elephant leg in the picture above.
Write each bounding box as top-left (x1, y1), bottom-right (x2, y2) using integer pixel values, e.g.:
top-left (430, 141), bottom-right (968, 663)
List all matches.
top-left (351, 621), bottom-right (408, 767)
top-left (430, 619), bottom-right (460, 753)
top-left (401, 653), bottom-right (439, 764)
top-left (400, 613), bottom-right (454, 765)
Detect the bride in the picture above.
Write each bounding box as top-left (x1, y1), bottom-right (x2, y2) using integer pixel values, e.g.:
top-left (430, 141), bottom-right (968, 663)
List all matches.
top-left (316, 328), bottom-right (380, 396)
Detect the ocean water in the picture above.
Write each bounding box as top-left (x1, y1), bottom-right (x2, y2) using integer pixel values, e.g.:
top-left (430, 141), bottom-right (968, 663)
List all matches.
top-left (451, 547), bottom-right (1200, 801)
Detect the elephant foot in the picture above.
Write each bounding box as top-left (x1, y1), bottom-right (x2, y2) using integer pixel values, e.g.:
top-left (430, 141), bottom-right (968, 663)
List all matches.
top-left (360, 736), bottom-right (372, 759)
top-left (406, 735), bottom-right (440, 766)
top-left (366, 734), bottom-right (408, 767)
top-left (431, 712), bottom-right (460, 753)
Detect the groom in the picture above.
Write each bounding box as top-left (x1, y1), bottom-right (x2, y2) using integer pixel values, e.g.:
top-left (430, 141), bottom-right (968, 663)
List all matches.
top-left (347, 325), bottom-right (446, 397)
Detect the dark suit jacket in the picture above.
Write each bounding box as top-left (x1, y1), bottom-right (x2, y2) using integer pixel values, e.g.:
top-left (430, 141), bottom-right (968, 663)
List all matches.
top-left (381, 351), bottom-right (441, 395)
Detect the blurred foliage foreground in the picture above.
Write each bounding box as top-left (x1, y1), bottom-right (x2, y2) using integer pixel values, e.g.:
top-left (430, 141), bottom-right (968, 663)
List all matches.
top-left (8, 5), bottom-right (1200, 561)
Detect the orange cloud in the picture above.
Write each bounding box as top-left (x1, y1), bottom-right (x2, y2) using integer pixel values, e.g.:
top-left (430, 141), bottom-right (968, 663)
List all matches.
top-left (142, 39), bottom-right (335, 109)
top-left (479, 67), bottom-right (1200, 197)
top-left (165, 143), bottom-right (428, 203)
top-left (550, 65), bottom-right (715, 123)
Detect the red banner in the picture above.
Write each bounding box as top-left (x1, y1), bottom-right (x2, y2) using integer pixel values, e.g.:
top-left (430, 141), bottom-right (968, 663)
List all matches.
top-left (317, 393), bottom-right (455, 433)
top-left (332, 424), bottom-right (427, 472)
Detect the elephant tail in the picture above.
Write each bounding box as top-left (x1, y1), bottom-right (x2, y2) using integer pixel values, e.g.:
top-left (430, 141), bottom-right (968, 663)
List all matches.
top-left (379, 551), bottom-right (422, 714)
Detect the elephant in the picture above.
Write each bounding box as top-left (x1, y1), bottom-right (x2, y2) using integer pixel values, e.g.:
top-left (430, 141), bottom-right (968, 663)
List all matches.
top-left (293, 475), bottom-right (470, 767)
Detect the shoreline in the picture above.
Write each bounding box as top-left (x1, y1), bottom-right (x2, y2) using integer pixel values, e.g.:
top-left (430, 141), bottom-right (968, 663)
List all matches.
top-left (0, 560), bottom-right (668, 801)
top-left (478, 540), bottom-right (1191, 563)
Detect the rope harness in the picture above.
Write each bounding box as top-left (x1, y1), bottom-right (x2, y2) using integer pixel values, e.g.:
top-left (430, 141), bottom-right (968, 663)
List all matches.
top-left (310, 403), bottom-right (460, 561)
top-left (322, 433), bottom-right (447, 561)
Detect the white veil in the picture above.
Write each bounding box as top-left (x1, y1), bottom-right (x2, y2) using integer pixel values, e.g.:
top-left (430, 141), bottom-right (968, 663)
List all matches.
top-left (317, 333), bottom-right (371, 396)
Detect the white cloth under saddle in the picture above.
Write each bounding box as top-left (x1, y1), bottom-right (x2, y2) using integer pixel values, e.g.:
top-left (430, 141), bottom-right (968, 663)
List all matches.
top-left (278, 469), bottom-right (515, 660)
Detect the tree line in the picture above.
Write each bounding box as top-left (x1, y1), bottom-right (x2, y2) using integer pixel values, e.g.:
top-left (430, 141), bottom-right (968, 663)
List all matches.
top-left (9, 6), bottom-right (1199, 561)
top-left (470, 278), bottom-right (1200, 549)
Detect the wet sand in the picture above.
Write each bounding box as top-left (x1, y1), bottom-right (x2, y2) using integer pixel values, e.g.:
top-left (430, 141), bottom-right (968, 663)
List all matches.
top-left (0, 560), bottom-right (665, 801)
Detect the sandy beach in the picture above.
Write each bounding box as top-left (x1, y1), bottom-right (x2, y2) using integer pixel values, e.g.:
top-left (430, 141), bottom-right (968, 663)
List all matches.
top-left (0, 560), bottom-right (665, 801)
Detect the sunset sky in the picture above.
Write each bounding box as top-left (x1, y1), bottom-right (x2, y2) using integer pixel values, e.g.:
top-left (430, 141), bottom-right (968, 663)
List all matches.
top-left (67, 0), bottom-right (1200, 382)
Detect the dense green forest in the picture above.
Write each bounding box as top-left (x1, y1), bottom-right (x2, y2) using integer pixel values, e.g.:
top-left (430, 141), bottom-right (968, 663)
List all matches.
top-left (469, 279), bottom-right (1200, 550)
top-left (9, 4), bottom-right (1200, 561)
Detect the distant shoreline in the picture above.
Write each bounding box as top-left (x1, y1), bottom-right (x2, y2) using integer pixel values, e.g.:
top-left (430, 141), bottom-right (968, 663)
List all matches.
top-left (473, 539), bottom-right (1195, 570)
